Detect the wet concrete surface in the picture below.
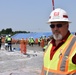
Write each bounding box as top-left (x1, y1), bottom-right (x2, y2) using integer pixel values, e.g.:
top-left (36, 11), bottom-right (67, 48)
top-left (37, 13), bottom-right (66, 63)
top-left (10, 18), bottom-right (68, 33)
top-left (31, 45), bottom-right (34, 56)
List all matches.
top-left (0, 44), bottom-right (44, 75)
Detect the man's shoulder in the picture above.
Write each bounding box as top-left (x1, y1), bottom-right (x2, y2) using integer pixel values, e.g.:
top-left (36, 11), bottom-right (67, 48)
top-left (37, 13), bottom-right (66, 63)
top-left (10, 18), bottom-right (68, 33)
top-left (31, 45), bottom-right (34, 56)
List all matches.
top-left (72, 34), bottom-right (76, 38)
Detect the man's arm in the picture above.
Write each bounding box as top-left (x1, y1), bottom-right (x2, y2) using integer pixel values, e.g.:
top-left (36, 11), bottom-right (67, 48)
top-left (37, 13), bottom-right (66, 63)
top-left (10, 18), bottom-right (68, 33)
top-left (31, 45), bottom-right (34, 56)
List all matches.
top-left (72, 53), bottom-right (76, 64)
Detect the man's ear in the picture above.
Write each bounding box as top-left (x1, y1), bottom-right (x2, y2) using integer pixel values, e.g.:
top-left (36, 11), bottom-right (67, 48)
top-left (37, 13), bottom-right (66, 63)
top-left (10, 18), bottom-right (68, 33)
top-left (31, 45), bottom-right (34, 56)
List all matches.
top-left (67, 24), bottom-right (69, 28)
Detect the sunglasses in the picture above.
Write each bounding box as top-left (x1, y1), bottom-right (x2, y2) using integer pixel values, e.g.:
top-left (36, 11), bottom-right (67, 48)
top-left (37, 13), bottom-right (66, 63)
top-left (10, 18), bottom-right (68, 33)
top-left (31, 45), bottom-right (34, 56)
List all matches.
top-left (50, 24), bottom-right (63, 28)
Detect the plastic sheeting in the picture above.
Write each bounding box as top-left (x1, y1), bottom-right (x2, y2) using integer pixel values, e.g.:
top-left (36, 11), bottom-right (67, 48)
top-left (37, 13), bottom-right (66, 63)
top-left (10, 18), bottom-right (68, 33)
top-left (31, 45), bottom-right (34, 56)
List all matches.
top-left (12, 32), bottom-right (52, 40)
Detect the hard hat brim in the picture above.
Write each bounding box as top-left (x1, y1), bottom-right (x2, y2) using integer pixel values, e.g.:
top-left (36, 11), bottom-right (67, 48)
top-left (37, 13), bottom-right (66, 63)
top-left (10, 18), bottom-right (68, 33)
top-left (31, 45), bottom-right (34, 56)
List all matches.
top-left (47, 19), bottom-right (71, 24)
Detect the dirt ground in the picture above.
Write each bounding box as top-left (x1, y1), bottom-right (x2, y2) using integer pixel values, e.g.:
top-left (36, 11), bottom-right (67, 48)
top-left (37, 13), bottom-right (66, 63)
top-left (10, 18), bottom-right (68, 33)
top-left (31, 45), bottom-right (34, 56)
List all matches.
top-left (0, 44), bottom-right (43, 75)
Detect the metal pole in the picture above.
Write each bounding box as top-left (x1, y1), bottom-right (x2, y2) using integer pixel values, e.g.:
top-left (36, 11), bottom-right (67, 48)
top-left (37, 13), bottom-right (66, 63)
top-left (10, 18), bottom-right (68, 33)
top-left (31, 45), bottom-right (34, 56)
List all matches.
top-left (52, 0), bottom-right (55, 10)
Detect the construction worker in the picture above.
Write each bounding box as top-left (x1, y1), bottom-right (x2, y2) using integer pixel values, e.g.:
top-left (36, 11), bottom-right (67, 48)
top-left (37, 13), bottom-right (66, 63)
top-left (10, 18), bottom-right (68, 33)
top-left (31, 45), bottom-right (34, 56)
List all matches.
top-left (5, 35), bottom-right (8, 50)
top-left (7, 35), bottom-right (12, 51)
top-left (38, 38), bottom-right (41, 46)
top-left (41, 8), bottom-right (76, 75)
top-left (31, 37), bottom-right (34, 46)
top-left (29, 37), bottom-right (34, 46)
top-left (0, 36), bottom-right (2, 50)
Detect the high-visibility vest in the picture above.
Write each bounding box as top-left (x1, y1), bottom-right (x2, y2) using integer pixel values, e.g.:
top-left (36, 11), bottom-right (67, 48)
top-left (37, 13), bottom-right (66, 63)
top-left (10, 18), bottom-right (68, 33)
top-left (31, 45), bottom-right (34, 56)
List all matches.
top-left (7, 37), bottom-right (12, 41)
top-left (43, 34), bottom-right (76, 75)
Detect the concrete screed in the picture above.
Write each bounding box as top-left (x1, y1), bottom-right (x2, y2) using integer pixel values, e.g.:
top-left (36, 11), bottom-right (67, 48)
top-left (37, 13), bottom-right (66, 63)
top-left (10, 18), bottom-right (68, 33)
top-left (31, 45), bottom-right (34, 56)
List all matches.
top-left (0, 45), bottom-right (43, 75)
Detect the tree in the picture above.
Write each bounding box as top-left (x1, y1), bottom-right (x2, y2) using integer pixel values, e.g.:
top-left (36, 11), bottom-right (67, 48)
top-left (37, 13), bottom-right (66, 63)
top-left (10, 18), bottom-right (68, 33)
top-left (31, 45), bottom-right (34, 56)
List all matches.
top-left (6, 28), bottom-right (12, 34)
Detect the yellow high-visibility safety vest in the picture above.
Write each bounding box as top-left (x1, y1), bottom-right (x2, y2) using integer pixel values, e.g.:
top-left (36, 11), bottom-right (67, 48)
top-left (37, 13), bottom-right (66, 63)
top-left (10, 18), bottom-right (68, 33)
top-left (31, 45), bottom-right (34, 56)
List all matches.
top-left (43, 34), bottom-right (76, 75)
top-left (7, 37), bottom-right (11, 41)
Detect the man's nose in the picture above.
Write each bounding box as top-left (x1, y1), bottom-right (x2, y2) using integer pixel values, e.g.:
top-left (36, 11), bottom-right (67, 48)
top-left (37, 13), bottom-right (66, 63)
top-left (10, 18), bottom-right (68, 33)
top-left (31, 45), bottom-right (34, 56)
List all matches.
top-left (53, 25), bottom-right (59, 30)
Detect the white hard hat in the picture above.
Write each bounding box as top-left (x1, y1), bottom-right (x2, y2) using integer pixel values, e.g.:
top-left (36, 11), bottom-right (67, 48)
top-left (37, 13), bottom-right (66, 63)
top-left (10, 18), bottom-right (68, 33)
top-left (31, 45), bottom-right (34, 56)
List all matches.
top-left (48, 8), bottom-right (71, 23)
top-left (8, 34), bottom-right (11, 37)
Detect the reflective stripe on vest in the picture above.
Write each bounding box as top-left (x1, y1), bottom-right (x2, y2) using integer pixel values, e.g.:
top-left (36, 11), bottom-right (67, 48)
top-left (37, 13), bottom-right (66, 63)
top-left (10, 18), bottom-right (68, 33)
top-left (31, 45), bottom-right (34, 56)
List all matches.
top-left (44, 70), bottom-right (76, 75)
top-left (43, 34), bottom-right (76, 75)
top-left (60, 36), bottom-right (76, 71)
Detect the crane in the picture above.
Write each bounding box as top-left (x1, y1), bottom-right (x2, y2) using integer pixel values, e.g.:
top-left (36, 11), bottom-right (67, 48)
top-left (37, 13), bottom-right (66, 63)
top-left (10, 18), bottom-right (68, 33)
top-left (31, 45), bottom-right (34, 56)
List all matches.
top-left (52, 0), bottom-right (55, 10)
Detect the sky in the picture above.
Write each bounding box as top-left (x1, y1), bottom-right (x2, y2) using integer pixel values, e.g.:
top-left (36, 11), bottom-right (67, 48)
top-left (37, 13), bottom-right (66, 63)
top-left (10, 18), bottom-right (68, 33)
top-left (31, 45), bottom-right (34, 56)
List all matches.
top-left (0, 0), bottom-right (76, 32)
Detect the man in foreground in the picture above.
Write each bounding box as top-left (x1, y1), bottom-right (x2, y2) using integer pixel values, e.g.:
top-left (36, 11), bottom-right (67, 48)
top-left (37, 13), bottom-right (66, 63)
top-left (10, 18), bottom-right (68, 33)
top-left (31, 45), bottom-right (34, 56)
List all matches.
top-left (41, 8), bottom-right (76, 75)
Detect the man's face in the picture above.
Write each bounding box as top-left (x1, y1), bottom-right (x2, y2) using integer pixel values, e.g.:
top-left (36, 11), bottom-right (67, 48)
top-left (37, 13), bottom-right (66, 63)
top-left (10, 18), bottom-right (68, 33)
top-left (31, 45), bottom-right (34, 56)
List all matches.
top-left (50, 22), bottom-right (69, 40)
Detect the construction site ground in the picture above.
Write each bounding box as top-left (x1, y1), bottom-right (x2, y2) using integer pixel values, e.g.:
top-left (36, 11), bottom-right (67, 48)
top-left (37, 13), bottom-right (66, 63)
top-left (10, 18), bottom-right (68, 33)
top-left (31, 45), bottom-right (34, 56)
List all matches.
top-left (0, 44), bottom-right (43, 75)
